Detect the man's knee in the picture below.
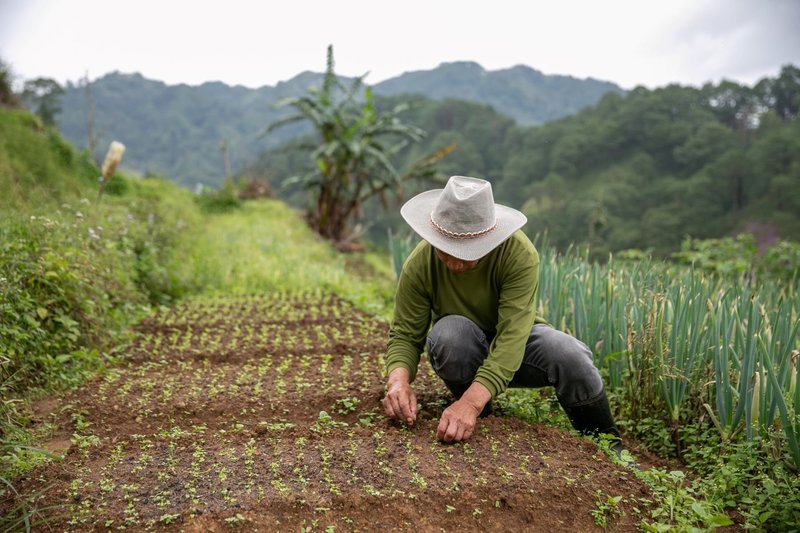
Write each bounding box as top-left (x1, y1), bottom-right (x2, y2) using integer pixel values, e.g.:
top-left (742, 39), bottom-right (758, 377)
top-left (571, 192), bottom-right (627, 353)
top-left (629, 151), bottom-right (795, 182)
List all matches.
top-left (531, 326), bottom-right (604, 404)
top-left (427, 315), bottom-right (487, 384)
top-left (428, 315), bottom-right (487, 353)
top-left (559, 348), bottom-right (604, 400)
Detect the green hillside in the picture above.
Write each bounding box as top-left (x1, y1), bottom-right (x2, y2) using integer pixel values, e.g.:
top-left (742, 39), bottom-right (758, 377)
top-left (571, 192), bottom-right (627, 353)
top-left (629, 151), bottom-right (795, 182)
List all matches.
top-left (0, 107), bottom-right (197, 401)
top-left (0, 103), bottom-right (392, 412)
top-left (499, 76), bottom-right (800, 255)
top-left (252, 66), bottom-right (800, 256)
top-left (53, 63), bottom-right (622, 188)
top-left (0, 109), bottom-right (97, 210)
top-left (376, 61), bottom-right (624, 125)
top-left (242, 94), bottom-right (518, 244)
top-left (2, 105), bottom-right (800, 531)
top-left (55, 72), bottom-right (315, 188)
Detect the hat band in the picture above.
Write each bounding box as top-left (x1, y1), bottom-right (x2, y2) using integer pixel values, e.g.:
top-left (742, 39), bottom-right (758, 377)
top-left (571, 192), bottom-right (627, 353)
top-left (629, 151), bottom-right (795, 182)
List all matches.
top-left (429, 213), bottom-right (497, 239)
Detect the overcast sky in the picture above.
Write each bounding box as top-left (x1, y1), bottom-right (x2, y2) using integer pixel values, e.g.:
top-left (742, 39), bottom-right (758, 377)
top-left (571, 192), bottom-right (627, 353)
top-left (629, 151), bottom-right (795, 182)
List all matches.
top-left (1, 0), bottom-right (798, 90)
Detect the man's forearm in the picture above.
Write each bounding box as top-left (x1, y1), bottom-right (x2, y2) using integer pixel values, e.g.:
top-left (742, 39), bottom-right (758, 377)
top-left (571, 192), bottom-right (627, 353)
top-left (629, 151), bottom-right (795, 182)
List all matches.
top-left (384, 346), bottom-right (420, 383)
top-left (459, 381), bottom-right (492, 413)
top-left (387, 366), bottom-right (411, 385)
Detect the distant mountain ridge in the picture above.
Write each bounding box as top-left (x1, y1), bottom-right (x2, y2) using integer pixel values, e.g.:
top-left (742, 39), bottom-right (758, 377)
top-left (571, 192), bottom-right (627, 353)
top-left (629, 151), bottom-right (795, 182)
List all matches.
top-left (55, 62), bottom-right (624, 186)
top-left (377, 61), bottom-right (625, 125)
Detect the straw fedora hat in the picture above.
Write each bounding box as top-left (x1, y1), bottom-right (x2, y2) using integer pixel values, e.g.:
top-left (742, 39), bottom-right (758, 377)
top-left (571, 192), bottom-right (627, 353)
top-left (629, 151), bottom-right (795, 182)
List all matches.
top-left (400, 176), bottom-right (527, 261)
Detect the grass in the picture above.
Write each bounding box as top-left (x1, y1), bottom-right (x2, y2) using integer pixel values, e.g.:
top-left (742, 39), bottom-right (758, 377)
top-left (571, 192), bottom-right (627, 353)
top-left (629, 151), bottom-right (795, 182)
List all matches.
top-left (0, 109), bottom-right (101, 212)
top-left (0, 107), bottom-right (207, 531)
top-left (184, 199), bottom-right (396, 318)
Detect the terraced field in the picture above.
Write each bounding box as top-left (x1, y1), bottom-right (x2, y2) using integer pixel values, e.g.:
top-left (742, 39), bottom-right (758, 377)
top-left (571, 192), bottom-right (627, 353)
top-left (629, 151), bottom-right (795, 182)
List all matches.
top-left (22, 292), bottom-right (653, 531)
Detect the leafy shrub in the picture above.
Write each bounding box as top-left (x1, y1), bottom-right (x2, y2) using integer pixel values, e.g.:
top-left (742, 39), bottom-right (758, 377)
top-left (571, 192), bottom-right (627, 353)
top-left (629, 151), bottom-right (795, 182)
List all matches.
top-left (672, 234), bottom-right (757, 275)
top-left (111, 177), bottom-right (200, 304)
top-left (103, 173), bottom-right (129, 196)
top-left (195, 180), bottom-right (241, 213)
top-left (673, 234), bottom-right (800, 280)
top-left (761, 240), bottom-right (800, 280)
top-left (681, 431), bottom-right (800, 529)
top-left (0, 210), bottom-right (137, 394)
top-left (0, 109), bottom-right (97, 210)
top-left (0, 58), bottom-right (19, 107)
top-left (0, 178), bottom-right (199, 412)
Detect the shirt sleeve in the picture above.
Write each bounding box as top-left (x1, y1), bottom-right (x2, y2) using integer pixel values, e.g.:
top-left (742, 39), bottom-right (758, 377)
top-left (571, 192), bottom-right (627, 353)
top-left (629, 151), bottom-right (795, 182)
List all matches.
top-left (473, 238), bottom-right (539, 397)
top-left (384, 245), bottom-right (432, 382)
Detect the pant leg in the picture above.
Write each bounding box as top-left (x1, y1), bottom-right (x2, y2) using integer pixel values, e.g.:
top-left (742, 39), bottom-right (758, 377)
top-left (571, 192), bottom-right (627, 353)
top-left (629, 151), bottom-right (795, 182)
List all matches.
top-left (510, 324), bottom-right (604, 408)
top-left (426, 315), bottom-right (489, 398)
top-left (427, 317), bottom-right (604, 408)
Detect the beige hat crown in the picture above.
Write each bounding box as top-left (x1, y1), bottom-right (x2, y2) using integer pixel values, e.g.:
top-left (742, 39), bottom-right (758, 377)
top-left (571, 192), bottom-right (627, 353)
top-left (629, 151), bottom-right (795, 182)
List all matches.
top-left (429, 177), bottom-right (497, 239)
top-left (401, 176), bottom-right (527, 261)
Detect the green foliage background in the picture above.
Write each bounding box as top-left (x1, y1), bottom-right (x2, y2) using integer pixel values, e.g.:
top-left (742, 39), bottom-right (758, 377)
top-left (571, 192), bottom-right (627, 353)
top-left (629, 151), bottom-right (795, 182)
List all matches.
top-left (4, 57), bottom-right (800, 529)
top-left (2, 103), bottom-right (800, 530)
top-left (253, 67), bottom-right (800, 256)
top-left (51, 64), bottom-right (800, 258)
top-left (54, 63), bottom-right (623, 188)
top-left (0, 105), bottom-right (393, 433)
top-left (0, 108), bottom-right (199, 411)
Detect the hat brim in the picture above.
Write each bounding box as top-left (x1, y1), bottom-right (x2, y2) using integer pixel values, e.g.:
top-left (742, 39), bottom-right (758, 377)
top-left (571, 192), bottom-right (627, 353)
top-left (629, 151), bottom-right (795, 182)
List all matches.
top-left (400, 189), bottom-right (527, 261)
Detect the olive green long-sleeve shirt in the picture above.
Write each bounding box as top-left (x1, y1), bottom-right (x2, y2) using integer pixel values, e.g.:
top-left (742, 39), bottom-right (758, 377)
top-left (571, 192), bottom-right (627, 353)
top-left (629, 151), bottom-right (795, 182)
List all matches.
top-left (385, 230), bottom-right (541, 398)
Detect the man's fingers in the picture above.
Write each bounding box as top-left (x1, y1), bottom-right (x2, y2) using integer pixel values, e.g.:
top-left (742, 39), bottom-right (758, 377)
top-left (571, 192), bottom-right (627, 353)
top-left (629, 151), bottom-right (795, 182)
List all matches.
top-left (384, 376), bottom-right (421, 426)
top-left (384, 394), bottom-right (402, 420)
top-left (390, 394), bottom-right (405, 421)
top-left (398, 394), bottom-right (411, 422)
top-left (436, 403), bottom-right (479, 442)
top-left (446, 422), bottom-right (460, 442)
top-left (437, 410), bottom-right (453, 441)
top-left (384, 386), bottom-right (418, 424)
top-left (437, 416), bottom-right (460, 442)
top-left (382, 395), bottom-right (395, 418)
top-left (436, 417), bottom-right (448, 441)
top-left (401, 391), bottom-right (417, 423)
top-left (463, 426), bottom-right (474, 441)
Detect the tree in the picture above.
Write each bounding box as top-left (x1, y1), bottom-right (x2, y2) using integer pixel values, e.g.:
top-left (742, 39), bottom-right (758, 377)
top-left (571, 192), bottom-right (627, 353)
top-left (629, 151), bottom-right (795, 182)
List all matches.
top-left (22, 77), bottom-right (64, 125)
top-left (755, 65), bottom-right (800, 120)
top-left (702, 80), bottom-right (756, 131)
top-left (265, 46), bottom-right (451, 244)
top-left (0, 58), bottom-right (19, 107)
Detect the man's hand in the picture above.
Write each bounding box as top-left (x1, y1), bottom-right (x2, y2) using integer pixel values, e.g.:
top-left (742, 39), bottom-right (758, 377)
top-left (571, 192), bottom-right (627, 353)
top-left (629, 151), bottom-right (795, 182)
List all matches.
top-left (383, 367), bottom-right (417, 425)
top-left (436, 382), bottom-right (491, 443)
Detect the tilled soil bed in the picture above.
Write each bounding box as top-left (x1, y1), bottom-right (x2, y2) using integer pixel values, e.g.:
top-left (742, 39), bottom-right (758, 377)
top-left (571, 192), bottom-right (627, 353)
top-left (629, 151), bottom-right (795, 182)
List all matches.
top-left (11, 292), bottom-right (656, 531)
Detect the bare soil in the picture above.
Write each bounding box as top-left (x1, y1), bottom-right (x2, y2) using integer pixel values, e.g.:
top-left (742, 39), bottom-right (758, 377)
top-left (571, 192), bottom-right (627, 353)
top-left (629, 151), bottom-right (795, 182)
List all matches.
top-left (11, 293), bottom-right (658, 532)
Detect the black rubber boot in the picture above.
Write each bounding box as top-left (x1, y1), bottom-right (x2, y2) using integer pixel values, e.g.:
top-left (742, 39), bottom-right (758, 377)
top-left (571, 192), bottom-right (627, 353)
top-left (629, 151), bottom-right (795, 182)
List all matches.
top-left (562, 391), bottom-right (628, 460)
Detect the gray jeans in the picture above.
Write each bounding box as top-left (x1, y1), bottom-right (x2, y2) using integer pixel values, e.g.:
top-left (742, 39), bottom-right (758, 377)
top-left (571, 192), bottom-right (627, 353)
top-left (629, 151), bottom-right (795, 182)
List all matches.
top-left (426, 315), bottom-right (604, 408)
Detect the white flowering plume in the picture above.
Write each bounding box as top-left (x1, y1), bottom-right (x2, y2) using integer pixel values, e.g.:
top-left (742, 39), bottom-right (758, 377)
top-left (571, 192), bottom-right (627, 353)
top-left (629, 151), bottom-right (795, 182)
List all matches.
top-left (101, 141), bottom-right (126, 180)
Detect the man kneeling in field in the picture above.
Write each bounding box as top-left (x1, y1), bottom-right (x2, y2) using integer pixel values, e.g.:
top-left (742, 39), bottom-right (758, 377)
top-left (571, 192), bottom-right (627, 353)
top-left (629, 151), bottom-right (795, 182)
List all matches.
top-left (382, 176), bottom-right (622, 450)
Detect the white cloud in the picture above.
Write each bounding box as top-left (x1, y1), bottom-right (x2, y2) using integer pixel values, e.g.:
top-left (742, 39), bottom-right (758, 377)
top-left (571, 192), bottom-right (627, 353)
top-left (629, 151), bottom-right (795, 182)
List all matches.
top-left (1, 0), bottom-right (797, 89)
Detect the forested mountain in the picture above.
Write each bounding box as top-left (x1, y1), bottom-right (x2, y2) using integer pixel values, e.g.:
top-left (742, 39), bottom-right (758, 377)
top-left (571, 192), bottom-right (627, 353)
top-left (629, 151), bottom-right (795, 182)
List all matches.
top-left (55, 72), bottom-right (320, 187)
top-left (54, 63), bottom-right (622, 187)
top-left (495, 70), bottom-right (800, 255)
top-left (377, 61), bottom-right (624, 125)
top-left (248, 66), bottom-right (800, 255)
top-left (52, 62), bottom-right (800, 256)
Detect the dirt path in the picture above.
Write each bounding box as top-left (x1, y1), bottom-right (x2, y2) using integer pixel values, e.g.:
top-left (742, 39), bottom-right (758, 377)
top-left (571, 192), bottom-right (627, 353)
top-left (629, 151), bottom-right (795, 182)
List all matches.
top-left (16, 293), bottom-right (655, 531)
